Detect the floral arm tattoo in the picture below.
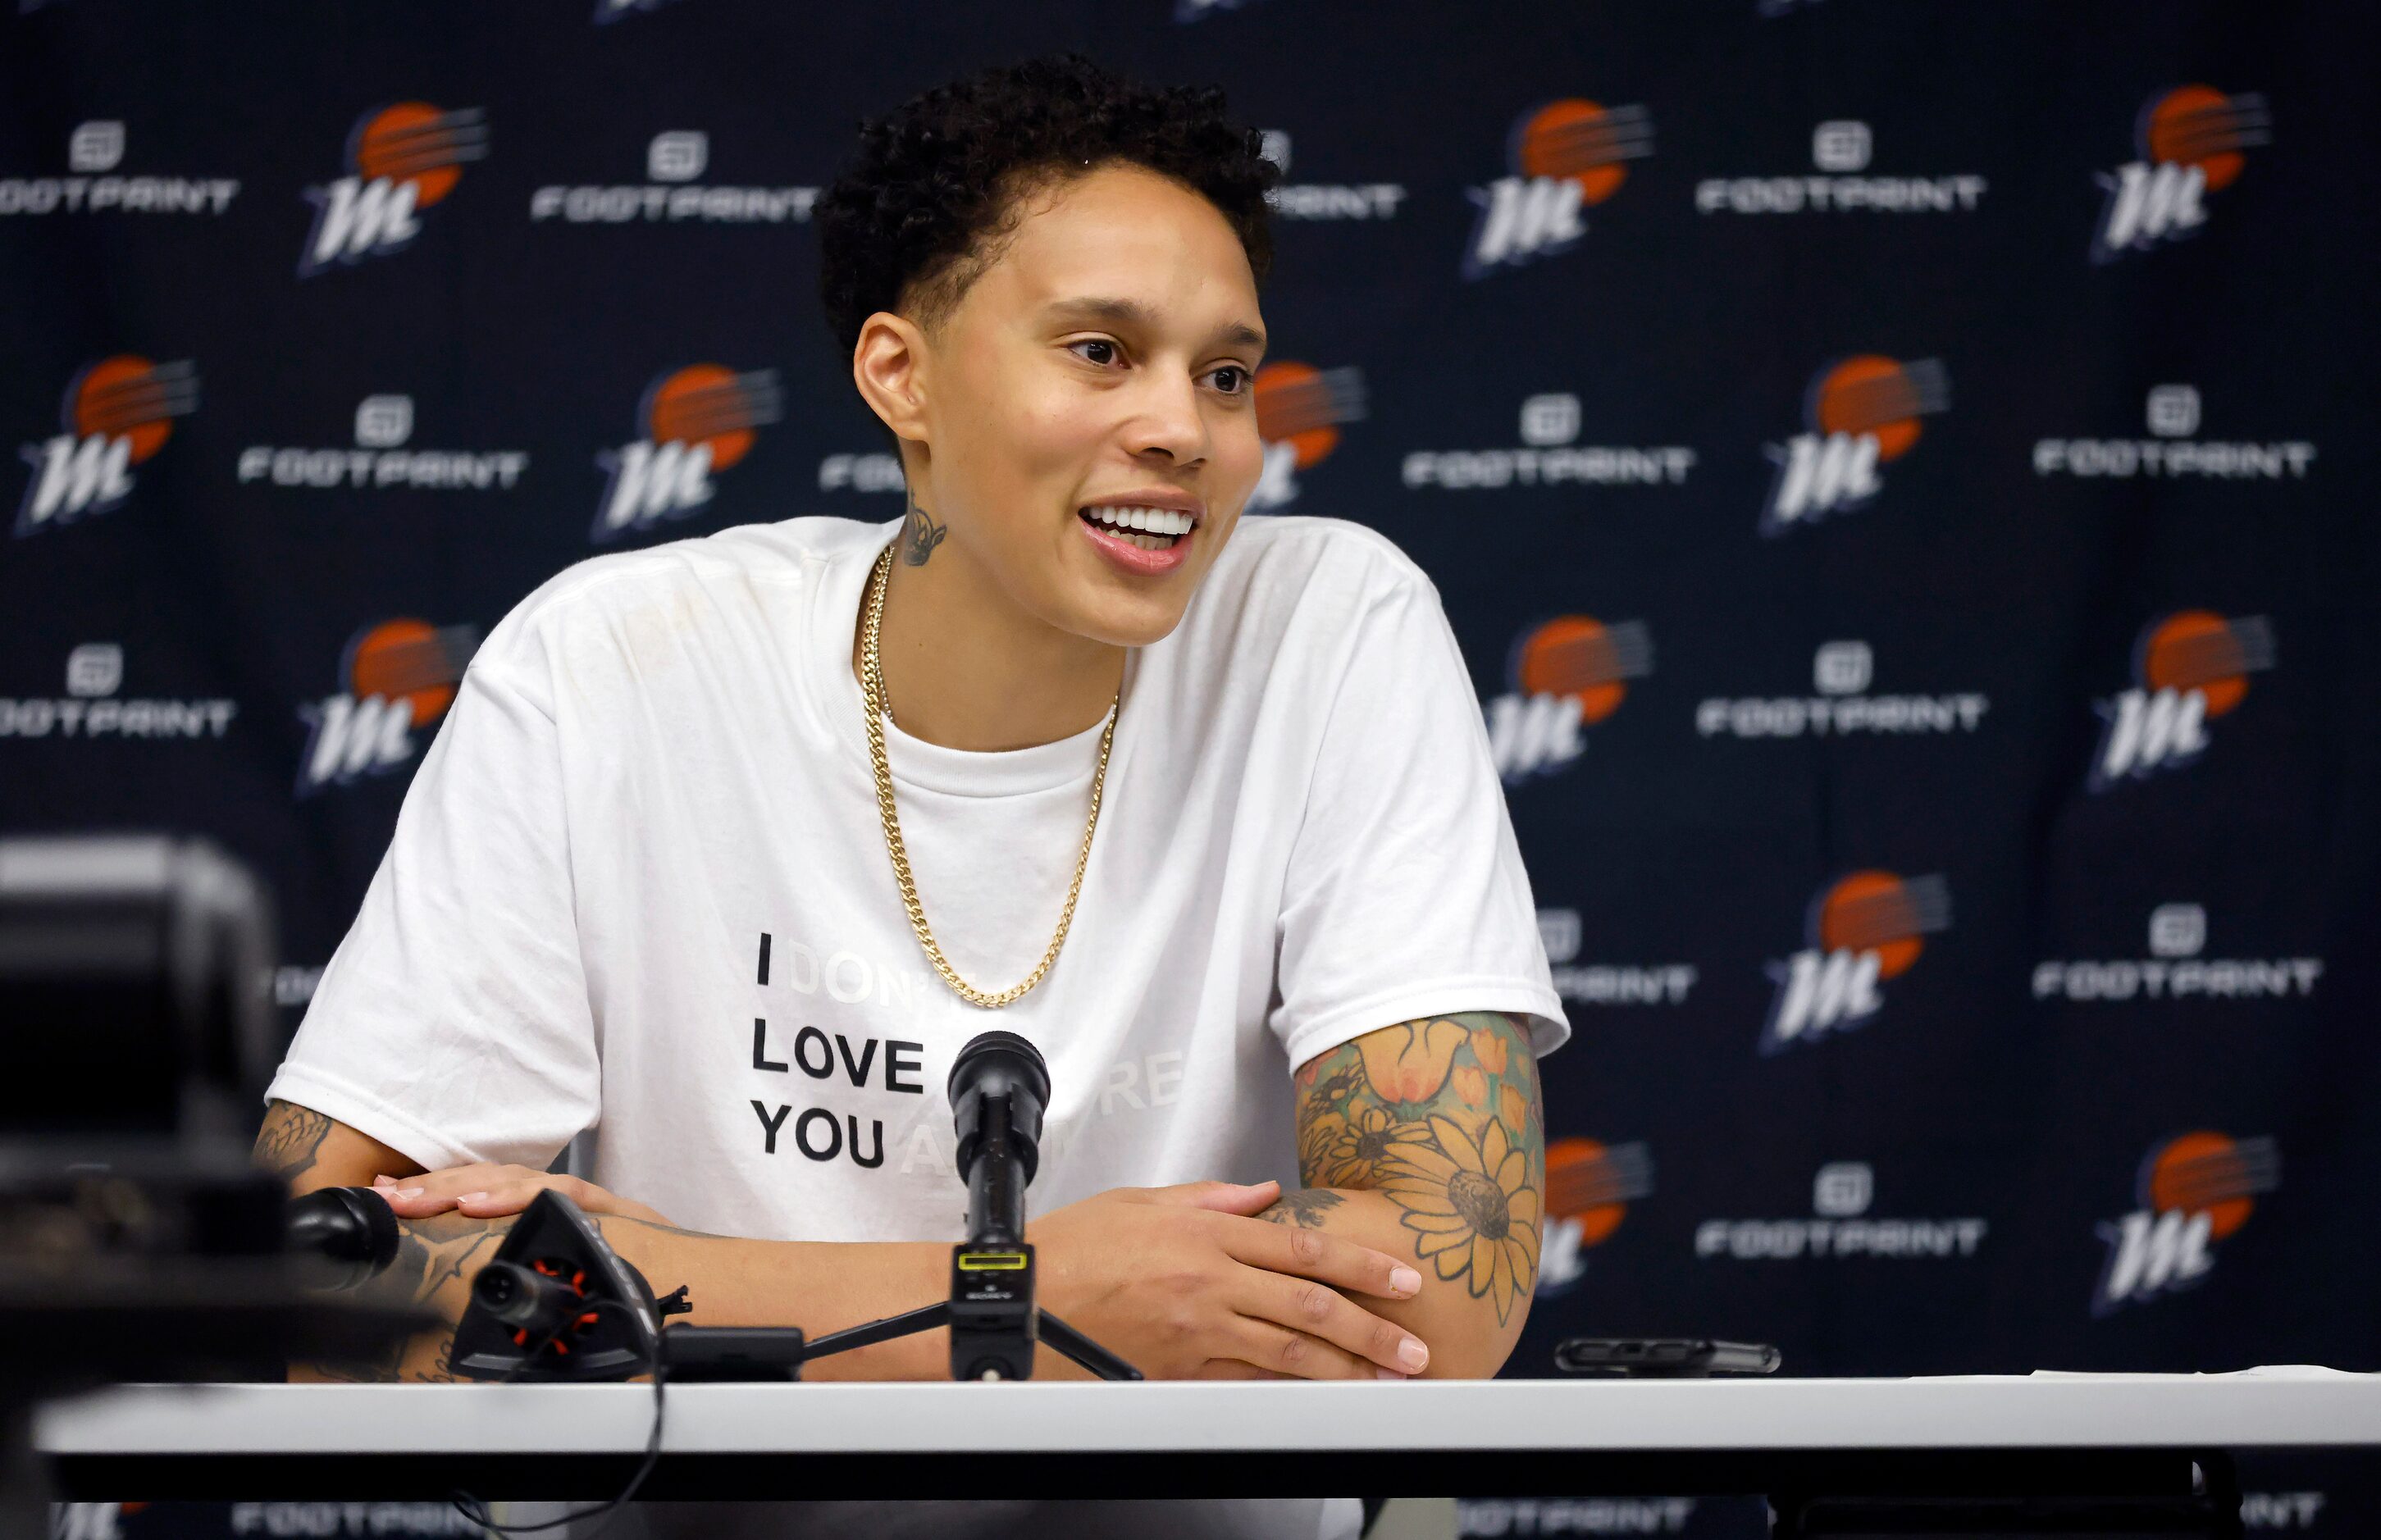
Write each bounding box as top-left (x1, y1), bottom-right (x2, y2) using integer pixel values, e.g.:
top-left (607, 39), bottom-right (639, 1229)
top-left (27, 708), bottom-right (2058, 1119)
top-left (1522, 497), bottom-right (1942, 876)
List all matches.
top-left (1286, 1011), bottom-right (1545, 1327)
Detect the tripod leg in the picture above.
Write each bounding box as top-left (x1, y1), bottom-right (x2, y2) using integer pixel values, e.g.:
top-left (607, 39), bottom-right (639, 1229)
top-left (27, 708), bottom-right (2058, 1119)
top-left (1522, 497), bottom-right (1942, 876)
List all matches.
top-left (1038, 1311), bottom-right (1144, 1381)
top-left (798, 1301), bottom-right (951, 1365)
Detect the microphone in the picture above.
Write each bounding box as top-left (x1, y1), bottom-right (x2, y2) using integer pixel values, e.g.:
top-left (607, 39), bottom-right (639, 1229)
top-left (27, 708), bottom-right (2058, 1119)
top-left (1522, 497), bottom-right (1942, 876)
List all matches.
top-left (282, 1185), bottom-right (400, 1291)
top-left (946, 1031), bottom-right (1048, 1251)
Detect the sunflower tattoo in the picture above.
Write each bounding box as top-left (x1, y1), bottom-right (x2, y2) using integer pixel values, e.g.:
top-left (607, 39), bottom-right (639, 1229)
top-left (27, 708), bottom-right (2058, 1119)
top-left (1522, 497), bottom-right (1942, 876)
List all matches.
top-left (1380, 1115), bottom-right (1541, 1326)
top-left (1285, 1010), bottom-right (1546, 1326)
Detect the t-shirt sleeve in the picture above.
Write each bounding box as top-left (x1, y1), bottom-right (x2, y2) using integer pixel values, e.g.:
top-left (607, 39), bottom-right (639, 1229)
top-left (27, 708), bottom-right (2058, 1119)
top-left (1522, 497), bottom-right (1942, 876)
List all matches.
top-left (1269, 569), bottom-right (1572, 1073)
top-left (263, 610), bottom-right (599, 1173)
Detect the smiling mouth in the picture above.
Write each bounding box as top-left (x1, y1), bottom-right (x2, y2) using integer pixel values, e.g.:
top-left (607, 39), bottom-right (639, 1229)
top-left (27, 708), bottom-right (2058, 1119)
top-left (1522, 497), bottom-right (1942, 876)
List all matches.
top-left (1078, 504), bottom-right (1195, 551)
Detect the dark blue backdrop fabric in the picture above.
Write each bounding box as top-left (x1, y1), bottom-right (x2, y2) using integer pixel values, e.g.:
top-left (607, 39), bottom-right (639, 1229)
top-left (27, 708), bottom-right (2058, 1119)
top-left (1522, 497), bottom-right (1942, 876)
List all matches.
top-left (7, 0), bottom-right (2379, 1531)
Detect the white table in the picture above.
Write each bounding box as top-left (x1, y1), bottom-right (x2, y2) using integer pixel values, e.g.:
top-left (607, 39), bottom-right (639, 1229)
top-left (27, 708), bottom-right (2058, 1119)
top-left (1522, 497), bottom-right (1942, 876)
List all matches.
top-left (36, 1374), bottom-right (2381, 1505)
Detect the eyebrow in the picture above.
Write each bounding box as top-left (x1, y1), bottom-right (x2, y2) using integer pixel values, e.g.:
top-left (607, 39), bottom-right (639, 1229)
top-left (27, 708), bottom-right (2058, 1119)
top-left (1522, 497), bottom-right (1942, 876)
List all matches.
top-left (1043, 296), bottom-right (1266, 355)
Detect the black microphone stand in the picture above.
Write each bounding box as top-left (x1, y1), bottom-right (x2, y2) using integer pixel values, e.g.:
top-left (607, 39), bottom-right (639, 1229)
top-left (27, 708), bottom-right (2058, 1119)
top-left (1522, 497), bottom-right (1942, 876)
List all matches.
top-left (795, 1076), bottom-right (1139, 1381)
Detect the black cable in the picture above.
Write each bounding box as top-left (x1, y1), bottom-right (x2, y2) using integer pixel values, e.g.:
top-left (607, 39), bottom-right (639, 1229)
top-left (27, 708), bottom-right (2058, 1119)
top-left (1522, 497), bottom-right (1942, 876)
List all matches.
top-left (447, 1296), bottom-right (669, 1538)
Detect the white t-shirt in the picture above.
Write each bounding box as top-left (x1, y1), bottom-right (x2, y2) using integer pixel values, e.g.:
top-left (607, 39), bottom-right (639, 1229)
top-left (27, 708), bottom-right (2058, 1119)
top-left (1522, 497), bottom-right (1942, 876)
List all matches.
top-left (267, 513), bottom-right (1570, 1242)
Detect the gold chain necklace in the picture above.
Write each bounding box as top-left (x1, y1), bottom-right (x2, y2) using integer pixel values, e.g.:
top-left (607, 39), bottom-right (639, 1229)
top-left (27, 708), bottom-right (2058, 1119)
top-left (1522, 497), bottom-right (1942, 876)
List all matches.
top-left (860, 541), bottom-right (1117, 1009)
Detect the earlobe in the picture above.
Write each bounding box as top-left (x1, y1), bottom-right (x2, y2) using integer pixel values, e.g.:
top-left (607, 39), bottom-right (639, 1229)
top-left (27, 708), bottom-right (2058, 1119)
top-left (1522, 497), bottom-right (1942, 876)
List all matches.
top-left (852, 311), bottom-right (928, 443)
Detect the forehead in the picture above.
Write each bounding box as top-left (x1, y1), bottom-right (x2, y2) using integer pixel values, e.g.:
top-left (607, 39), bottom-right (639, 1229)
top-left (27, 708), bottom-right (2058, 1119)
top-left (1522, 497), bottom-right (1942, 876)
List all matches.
top-left (964, 163), bottom-right (1260, 327)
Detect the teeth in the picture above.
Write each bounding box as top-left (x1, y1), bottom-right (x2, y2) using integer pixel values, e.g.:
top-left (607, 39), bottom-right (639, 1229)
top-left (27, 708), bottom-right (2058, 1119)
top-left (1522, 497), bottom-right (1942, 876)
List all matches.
top-left (1083, 505), bottom-right (1195, 536)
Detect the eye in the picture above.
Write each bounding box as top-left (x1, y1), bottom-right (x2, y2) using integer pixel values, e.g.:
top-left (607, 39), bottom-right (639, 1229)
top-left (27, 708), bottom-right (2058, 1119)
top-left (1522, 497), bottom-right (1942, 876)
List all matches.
top-left (1068, 339), bottom-right (1121, 367)
top-left (1206, 365), bottom-right (1251, 396)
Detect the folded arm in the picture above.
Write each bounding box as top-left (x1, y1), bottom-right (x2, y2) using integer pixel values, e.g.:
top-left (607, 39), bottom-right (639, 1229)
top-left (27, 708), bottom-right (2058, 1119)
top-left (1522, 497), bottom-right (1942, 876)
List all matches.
top-left (1261, 1010), bottom-right (1545, 1378)
top-left (253, 1100), bottom-right (950, 1382)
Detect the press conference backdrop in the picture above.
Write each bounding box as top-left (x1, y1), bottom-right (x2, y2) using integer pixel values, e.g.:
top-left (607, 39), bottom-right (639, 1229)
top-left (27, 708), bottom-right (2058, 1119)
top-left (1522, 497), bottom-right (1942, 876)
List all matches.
top-left (7, 0), bottom-right (2379, 1533)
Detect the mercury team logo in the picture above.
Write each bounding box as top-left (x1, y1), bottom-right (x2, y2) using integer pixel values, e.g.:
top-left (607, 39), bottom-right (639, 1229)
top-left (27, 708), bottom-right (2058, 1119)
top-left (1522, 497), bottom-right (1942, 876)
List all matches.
top-left (1464, 98), bottom-right (1653, 279)
top-left (2091, 86), bottom-right (2269, 263)
top-left (16, 355), bottom-right (199, 537)
top-left (2090, 611), bottom-right (2274, 791)
top-left (299, 103), bottom-right (489, 276)
top-left (1763, 871), bottom-right (1951, 1054)
top-left (296, 619), bottom-right (477, 795)
top-left (1534, 1137), bottom-right (1655, 1296)
top-left (1485, 615), bottom-right (1654, 783)
top-left (1763, 356), bottom-right (1950, 535)
top-left (2092, 1132), bottom-right (2278, 1315)
top-left (593, 365), bottom-right (783, 543)
top-left (1246, 361), bottom-right (1366, 512)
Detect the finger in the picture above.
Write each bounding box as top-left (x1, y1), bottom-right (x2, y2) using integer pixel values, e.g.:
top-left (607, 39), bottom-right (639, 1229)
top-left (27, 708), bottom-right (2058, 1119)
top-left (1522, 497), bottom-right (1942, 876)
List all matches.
top-left (1220, 1215), bottom-right (1423, 1301)
top-left (376, 1187), bottom-right (457, 1218)
top-left (377, 1164), bottom-right (516, 1204)
top-left (1228, 1314), bottom-right (1386, 1382)
top-left (1238, 1267), bottom-right (1430, 1377)
top-left (1139, 1179), bottom-right (1282, 1215)
top-left (451, 1180), bottom-right (550, 1218)
top-left (376, 1166), bottom-right (528, 1218)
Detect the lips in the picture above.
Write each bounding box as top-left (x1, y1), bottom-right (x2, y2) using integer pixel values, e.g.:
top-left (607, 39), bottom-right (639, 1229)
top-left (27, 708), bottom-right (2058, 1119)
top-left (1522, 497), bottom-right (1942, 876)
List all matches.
top-left (1077, 505), bottom-right (1194, 575)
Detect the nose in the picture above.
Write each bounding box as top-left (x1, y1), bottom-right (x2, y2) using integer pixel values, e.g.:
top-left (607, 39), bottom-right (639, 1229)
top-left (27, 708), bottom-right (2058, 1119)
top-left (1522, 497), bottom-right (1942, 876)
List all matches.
top-left (1121, 366), bottom-right (1208, 466)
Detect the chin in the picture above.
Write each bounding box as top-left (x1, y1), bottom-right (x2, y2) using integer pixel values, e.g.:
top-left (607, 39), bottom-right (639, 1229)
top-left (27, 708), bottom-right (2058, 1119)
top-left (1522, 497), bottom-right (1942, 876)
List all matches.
top-left (1060, 583), bottom-right (1197, 649)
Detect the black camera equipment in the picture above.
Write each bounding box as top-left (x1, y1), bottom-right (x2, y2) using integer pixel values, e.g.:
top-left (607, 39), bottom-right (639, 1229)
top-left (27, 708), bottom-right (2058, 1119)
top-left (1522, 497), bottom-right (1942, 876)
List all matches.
top-left (1, 835), bottom-right (429, 1531)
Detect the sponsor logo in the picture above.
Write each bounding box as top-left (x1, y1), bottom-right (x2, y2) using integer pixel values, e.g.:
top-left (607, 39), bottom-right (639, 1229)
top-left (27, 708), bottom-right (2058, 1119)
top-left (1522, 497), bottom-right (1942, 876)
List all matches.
top-left (2033, 384), bottom-right (2315, 480)
top-left (299, 103), bottom-right (488, 276)
top-left (1465, 98), bottom-right (1653, 278)
top-left (1763, 872), bottom-right (1951, 1053)
top-left (2089, 612), bottom-right (2273, 790)
top-left (594, 365), bottom-right (782, 542)
top-left (296, 620), bottom-right (477, 795)
top-left (237, 394), bottom-right (529, 493)
top-left (1535, 1136), bottom-right (1655, 1296)
top-left (1458, 1500), bottom-right (1699, 1538)
top-left (271, 965), bottom-right (323, 1009)
top-left (1698, 640), bottom-right (1989, 739)
top-left (1763, 356), bottom-right (1949, 534)
top-left (530, 130), bottom-right (818, 226)
top-left (1485, 616), bottom-right (1654, 783)
top-left (2242, 1494), bottom-right (2327, 1531)
top-left (1257, 130), bottom-right (1407, 221)
top-left (819, 453), bottom-right (907, 494)
top-left (1696, 120), bottom-right (1986, 216)
top-left (2033, 904), bottom-right (2322, 1003)
top-left (592, 0), bottom-right (686, 23)
top-left (16, 355), bottom-right (199, 536)
top-left (2091, 1132), bottom-right (2278, 1314)
top-left (0, 121), bottom-right (239, 217)
top-left (0, 645), bottom-right (237, 740)
top-left (1173, 0), bottom-right (1275, 21)
top-left (2092, 86), bottom-right (2269, 262)
top-left (1246, 361), bottom-right (1366, 512)
top-left (1538, 908), bottom-right (1698, 1008)
top-left (1695, 1162), bottom-right (1989, 1260)
top-left (1402, 391), bottom-right (1696, 492)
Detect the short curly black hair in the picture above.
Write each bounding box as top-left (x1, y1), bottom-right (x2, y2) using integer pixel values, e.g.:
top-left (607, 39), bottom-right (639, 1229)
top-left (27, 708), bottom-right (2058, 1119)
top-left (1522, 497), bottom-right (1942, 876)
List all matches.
top-left (815, 53), bottom-right (1279, 360)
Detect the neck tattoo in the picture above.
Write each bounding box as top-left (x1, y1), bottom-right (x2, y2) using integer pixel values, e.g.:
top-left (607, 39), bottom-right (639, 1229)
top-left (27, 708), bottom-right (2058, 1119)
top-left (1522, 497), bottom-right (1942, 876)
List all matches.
top-left (900, 491), bottom-right (947, 566)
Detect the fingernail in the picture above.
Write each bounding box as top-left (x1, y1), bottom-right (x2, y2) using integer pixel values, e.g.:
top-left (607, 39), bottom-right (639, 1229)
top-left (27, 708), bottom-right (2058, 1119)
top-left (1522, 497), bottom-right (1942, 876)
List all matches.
top-left (1376, 1367), bottom-right (1408, 1380)
top-left (454, 1191), bottom-right (488, 1205)
top-left (372, 1174), bottom-right (394, 1187)
top-left (1398, 1338), bottom-right (1428, 1372)
top-left (1390, 1266), bottom-right (1421, 1296)
top-left (391, 1187), bottom-right (425, 1201)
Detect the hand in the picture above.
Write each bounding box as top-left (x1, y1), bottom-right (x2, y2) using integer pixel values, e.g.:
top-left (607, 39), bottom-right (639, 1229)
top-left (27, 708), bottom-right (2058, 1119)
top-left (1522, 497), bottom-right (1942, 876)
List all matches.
top-left (1029, 1179), bottom-right (1430, 1382)
top-left (369, 1165), bottom-right (678, 1228)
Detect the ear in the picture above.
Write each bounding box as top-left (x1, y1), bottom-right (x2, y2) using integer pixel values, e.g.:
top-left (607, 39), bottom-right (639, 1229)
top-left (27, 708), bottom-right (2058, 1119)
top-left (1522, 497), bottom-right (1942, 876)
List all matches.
top-left (851, 311), bottom-right (932, 446)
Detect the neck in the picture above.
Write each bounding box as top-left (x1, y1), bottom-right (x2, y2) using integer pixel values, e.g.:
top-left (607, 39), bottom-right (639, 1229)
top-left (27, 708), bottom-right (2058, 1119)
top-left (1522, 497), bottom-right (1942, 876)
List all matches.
top-left (855, 503), bottom-right (1125, 752)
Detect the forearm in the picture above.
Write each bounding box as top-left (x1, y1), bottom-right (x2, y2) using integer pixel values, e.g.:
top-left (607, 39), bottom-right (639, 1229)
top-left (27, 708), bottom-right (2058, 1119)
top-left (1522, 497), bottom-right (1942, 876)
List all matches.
top-left (1255, 1187), bottom-right (1525, 1378)
top-left (299, 1211), bottom-right (955, 1383)
top-left (1283, 1011), bottom-right (1549, 1378)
